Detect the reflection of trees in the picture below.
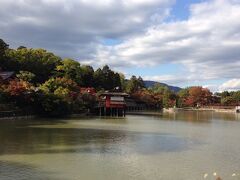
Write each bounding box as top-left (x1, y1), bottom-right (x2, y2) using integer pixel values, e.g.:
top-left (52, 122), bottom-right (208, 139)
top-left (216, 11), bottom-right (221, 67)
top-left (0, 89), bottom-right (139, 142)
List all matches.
top-left (0, 123), bottom-right (127, 155)
top-left (0, 120), bottom-right (199, 155)
top-left (213, 112), bottom-right (240, 121)
top-left (162, 111), bottom-right (240, 123)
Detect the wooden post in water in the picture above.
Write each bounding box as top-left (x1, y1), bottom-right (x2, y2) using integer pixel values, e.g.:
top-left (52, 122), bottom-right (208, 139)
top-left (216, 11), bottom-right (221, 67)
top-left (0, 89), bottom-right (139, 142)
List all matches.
top-left (104, 107), bottom-right (106, 116)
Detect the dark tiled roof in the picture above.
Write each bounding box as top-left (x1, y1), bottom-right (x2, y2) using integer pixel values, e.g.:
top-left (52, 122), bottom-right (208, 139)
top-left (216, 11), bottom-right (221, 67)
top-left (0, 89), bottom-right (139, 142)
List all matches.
top-left (0, 72), bottom-right (14, 80)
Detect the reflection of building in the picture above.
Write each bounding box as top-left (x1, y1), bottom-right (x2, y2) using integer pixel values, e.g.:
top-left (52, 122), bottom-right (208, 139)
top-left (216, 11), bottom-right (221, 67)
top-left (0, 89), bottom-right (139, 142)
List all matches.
top-left (98, 92), bottom-right (129, 116)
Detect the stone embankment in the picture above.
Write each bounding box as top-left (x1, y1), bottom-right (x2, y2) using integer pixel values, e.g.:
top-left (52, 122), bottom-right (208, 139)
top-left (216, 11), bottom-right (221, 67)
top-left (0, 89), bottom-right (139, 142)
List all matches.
top-left (163, 107), bottom-right (236, 113)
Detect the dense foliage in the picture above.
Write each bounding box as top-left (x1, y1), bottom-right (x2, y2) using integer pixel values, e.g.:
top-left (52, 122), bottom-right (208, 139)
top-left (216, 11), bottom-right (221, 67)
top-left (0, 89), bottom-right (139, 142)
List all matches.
top-left (0, 39), bottom-right (99, 116)
top-left (215, 91), bottom-right (240, 106)
top-left (0, 39), bottom-right (131, 116)
top-left (1, 38), bottom-right (240, 117)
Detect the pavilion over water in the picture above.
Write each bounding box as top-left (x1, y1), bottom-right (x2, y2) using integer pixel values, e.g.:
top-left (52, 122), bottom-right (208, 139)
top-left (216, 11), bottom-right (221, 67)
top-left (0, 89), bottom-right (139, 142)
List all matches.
top-left (98, 92), bottom-right (129, 117)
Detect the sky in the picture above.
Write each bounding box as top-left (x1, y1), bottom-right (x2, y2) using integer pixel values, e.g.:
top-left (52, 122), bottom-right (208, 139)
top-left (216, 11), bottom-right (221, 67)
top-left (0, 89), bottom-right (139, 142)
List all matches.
top-left (0, 0), bottom-right (240, 92)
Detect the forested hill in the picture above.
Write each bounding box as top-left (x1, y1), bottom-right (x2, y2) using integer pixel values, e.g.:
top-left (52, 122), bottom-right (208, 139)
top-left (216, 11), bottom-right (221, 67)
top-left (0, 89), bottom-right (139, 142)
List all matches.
top-left (144, 80), bottom-right (182, 92)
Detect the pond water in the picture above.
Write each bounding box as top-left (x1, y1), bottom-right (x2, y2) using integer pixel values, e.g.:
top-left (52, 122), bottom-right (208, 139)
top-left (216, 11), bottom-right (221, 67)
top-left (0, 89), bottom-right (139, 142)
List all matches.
top-left (0, 111), bottom-right (240, 180)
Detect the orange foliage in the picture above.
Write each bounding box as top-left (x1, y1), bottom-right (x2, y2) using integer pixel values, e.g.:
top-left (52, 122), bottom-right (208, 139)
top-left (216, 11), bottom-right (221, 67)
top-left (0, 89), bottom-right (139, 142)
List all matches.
top-left (131, 89), bottom-right (164, 107)
top-left (183, 86), bottom-right (212, 107)
top-left (2, 79), bottom-right (34, 96)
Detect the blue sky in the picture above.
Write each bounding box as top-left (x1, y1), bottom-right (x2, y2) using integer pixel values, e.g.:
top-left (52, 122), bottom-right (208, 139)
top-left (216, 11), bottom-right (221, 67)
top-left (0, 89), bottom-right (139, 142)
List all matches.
top-left (0, 0), bottom-right (240, 91)
top-left (170, 0), bottom-right (204, 20)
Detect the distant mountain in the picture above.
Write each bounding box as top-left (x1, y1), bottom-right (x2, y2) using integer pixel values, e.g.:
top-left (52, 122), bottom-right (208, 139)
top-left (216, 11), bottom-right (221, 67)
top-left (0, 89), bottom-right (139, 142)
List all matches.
top-left (144, 80), bottom-right (182, 92)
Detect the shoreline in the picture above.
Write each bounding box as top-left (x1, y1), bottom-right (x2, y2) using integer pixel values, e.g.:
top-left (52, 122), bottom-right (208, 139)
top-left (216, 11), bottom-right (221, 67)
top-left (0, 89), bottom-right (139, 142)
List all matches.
top-left (0, 108), bottom-right (238, 120)
top-left (126, 110), bottom-right (163, 116)
top-left (163, 107), bottom-right (236, 113)
top-left (0, 115), bottom-right (37, 120)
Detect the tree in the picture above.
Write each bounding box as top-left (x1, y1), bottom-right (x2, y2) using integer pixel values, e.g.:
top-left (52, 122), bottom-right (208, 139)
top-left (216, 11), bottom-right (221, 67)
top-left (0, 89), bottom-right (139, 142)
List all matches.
top-left (219, 91), bottom-right (240, 106)
top-left (2, 79), bottom-right (34, 96)
top-left (137, 76), bottom-right (145, 89)
top-left (6, 48), bottom-right (62, 83)
top-left (55, 58), bottom-right (83, 85)
top-left (1, 79), bottom-right (35, 107)
top-left (93, 65), bottom-right (121, 90)
top-left (119, 73), bottom-right (127, 91)
top-left (36, 77), bottom-right (83, 117)
top-left (80, 65), bottom-right (94, 87)
top-left (221, 91), bottom-right (230, 98)
top-left (0, 39), bottom-right (9, 57)
top-left (16, 71), bottom-right (36, 83)
top-left (232, 91), bottom-right (240, 103)
top-left (0, 39), bottom-right (11, 70)
top-left (221, 96), bottom-right (236, 106)
top-left (125, 76), bottom-right (145, 94)
top-left (150, 83), bottom-right (168, 94)
top-left (132, 89), bottom-right (155, 107)
top-left (162, 88), bottom-right (177, 108)
top-left (178, 86), bottom-right (212, 107)
top-left (189, 87), bottom-right (212, 106)
top-left (177, 88), bottom-right (189, 107)
top-left (35, 93), bottom-right (72, 117)
top-left (39, 77), bottom-right (79, 99)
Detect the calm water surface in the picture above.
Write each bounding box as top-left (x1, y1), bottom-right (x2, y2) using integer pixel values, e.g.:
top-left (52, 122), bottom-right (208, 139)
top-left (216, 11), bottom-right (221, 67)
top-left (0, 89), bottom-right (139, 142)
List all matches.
top-left (0, 111), bottom-right (240, 180)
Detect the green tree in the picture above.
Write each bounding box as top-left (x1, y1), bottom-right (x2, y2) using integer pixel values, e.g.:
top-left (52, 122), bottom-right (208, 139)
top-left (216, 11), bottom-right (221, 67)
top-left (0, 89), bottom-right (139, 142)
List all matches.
top-left (177, 88), bottom-right (189, 107)
top-left (232, 91), bottom-right (240, 103)
top-left (16, 71), bottom-right (36, 83)
top-left (119, 73), bottom-right (127, 91)
top-left (125, 76), bottom-right (145, 94)
top-left (35, 93), bottom-right (72, 117)
top-left (221, 96), bottom-right (236, 105)
top-left (0, 39), bottom-right (13, 71)
top-left (39, 77), bottom-right (79, 97)
top-left (150, 83), bottom-right (168, 94)
top-left (6, 48), bottom-right (61, 83)
top-left (55, 58), bottom-right (83, 85)
top-left (93, 65), bottom-right (121, 90)
top-left (162, 88), bottom-right (176, 108)
top-left (0, 39), bottom-right (8, 58)
top-left (36, 77), bottom-right (82, 117)
top-left (220, 91), bottom-right (230, 98)
top-left (80, 65), bottom-right (94, 87)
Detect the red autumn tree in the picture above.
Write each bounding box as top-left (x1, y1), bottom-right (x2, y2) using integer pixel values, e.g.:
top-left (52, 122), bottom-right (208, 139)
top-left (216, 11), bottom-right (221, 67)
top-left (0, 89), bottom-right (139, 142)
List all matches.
top-left (2, 79), bottom-right (34, 96)
top-left (179, 86), bottom-right (213, 107)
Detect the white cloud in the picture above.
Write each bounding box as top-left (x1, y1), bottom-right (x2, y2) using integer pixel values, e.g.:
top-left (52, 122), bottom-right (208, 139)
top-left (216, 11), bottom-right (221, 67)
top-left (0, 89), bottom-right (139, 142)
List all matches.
top-left (219, 79), bottom-right (240, 92)
top-left (0, 0), bottom-right (173, 60)
top-left (92, 0), bottom-right (240, 83)
top-left (203, 84), bottom-right (219, 93)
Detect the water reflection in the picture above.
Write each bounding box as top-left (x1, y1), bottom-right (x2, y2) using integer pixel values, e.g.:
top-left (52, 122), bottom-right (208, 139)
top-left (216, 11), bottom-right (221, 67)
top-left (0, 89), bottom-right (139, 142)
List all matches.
top-left (0, 112), bottom-right (240, 180)
top-left (162, 111), bottom-right (240, 122)
top-left (0, 126), bottom-right (200, 155)
top-left (0, 161), bottom-right (59, 180)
